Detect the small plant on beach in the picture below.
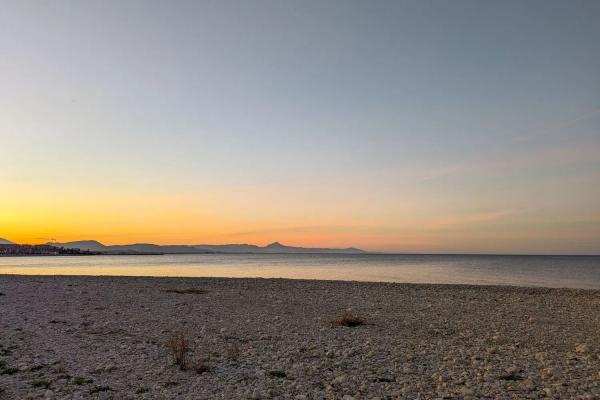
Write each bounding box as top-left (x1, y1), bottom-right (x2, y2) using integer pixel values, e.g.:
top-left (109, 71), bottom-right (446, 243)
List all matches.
top-left (73, 377), bottom-right (85, 385)
top-left (89, 385), bottom-right (111, 394)
top-left (73, 376), bottom-right (93, 385)
top-left (334, 311), bottom-right (365, 327)
top-left (32, 379), bottom-right (50, 388)
top-left (29, 364), bottom-right (46, 372)
top-left (224, 342), bottom-right (240, 362)
top-left (268, 370), bottom-right (287, 378)
top-left (51, 359), bottom-right (66, 374)
top-left (164, 288), bottom-right (205, 295)
top-left (166, 332), bottom-right (190, 370)
top-left (193, 356), bottom-right (211, 374)
top-left (0, 366), bottom-right (19, 375)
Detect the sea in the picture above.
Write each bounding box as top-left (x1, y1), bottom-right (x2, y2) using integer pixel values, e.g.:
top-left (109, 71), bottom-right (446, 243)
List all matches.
top-left (1, 253), bottom-right (600, 289)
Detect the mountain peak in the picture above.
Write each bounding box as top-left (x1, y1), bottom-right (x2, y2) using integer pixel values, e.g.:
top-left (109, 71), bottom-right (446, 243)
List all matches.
top-left (0, 237), bottom-right (15, 245)
top-left (48, 240), bottom-right (106, 251)
top-left (265, 242), bottom-right (285, 248)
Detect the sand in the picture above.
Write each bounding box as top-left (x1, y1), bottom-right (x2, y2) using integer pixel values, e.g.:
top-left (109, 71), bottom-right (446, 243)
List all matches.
top-left (1, 275), bottom-right (599, 399)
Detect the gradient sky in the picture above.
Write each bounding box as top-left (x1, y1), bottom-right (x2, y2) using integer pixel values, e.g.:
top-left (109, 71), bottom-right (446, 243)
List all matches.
top-left (1, 0), bottom-right (599, 254)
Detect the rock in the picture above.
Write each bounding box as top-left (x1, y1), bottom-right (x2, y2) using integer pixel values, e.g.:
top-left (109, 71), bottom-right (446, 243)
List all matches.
top-left (97, 393), bottom-right (111, 400)
top-left (575, 343), bottom-right (590, 353)
top-left (3, 276), bottom-right (600, 399)
top-left (505, 366), bottom-right (519, 374)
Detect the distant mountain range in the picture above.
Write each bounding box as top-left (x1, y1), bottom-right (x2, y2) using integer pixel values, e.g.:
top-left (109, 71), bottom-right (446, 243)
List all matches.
top-left (0, 238), bottom-right (15, 245)
top-left (45, 240), bottom-right (366, 255)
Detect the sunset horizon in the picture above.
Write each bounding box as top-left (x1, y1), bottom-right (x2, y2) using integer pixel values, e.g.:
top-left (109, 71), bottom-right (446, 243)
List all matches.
top-left (2, 235), bottom-right (600, 256)
top-left (2, 1), bottom-right (599, 256)
top-left (1, 2), bottom-right (599, 399)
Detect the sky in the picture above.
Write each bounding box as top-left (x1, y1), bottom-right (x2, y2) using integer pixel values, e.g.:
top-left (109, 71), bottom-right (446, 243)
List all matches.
top-left (1, 0), bottom-right (599, 254)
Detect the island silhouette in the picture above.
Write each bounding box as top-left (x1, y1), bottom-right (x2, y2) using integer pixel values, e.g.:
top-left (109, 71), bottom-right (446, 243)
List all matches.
top-left (44, 240), bottom-right (366, 255)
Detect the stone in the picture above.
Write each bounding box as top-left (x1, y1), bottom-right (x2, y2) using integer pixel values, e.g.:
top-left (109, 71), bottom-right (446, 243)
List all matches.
top-left (332, 374), bottom-right (348, 385)
top-left (575, 344), bottom-right (590, 353)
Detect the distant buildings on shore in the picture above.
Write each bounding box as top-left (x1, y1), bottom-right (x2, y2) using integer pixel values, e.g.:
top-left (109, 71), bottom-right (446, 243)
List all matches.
top-left (0, 244), bottom-right (100, 256)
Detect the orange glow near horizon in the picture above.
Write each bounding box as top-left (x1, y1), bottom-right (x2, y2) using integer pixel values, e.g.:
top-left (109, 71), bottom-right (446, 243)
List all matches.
top-left (1, 1), bottom-right (600, 256)
top-left (2, 137), bottom-right (600, 255)
top-left (2, 178), bottom-right (599, 254)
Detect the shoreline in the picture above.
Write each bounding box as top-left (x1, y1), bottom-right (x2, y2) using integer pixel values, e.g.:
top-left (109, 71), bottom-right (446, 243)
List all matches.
top-left (2, 273), bottom-right (600, 292)
top-left (3, 252), bottom-right (600, 256)
top-left (1, 275), bottom-right (599, 399)
top-left (3, 273), bottom-right (600, 293)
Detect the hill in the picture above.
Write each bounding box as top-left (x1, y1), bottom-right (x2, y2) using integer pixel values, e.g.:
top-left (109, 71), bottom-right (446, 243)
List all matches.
top-left (48, 241), bottom-right (366, 255)
top-left (48, 240), bottom-right (105, 252)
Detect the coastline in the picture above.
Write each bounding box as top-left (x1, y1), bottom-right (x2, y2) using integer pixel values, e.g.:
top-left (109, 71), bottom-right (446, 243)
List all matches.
top-left (1, 275), bottom-right (599, 399)
top-left (2, 273), bottom-right (600, 291)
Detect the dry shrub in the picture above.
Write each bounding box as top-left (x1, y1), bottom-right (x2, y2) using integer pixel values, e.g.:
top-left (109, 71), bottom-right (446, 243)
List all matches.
top-left (166, 332), bottom-right (190, 370)
top-left (224, 342), bottom-right (240, 362)
top-left (194, 357), bottom-right (211, 374)
top-left (334, 311), bottom-right (365, 327)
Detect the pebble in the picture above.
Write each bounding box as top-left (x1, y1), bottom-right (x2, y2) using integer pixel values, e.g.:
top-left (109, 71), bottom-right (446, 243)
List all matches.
top-left (1, 276), bottom-right (598, 400)
top-left (575, 343), bottom-right (590, 353)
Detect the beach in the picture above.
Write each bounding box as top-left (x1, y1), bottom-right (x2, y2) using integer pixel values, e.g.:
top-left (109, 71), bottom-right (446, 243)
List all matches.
top-left (1, 275), bottom-right (599, 399)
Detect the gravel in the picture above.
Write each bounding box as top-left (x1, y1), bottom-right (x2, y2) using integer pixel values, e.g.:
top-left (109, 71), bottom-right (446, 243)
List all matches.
top-left (0, 275), bottom-right (599, 399)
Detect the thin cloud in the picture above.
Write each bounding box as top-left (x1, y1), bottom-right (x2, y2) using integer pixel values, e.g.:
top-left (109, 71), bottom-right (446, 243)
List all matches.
top-left (221, 225), bottom-right (365, 238)
top-left (510, 107), bottom-right (600, 143)
top-left (427, 210), bottom-right (520, 229)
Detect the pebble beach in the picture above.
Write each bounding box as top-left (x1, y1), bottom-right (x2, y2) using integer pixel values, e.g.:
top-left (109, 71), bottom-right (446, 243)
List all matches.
top-left (1, 275), bottom-right (599, 399)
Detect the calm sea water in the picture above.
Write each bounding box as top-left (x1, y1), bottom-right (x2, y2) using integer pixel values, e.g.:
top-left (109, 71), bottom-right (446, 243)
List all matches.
top-left (1, 253), bottom-right (600, 289)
